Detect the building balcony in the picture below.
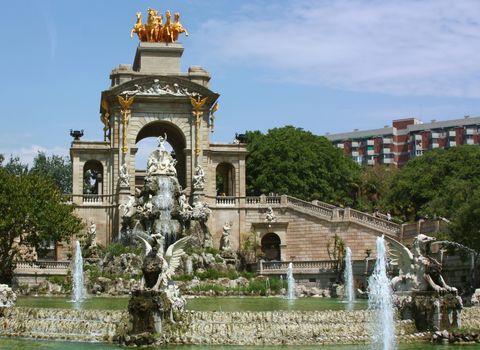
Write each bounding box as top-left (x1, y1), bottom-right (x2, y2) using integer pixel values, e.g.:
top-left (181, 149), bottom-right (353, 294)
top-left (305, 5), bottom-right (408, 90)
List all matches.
top-left (383, 138), bottom-right (393, 144)
top-left (431, 132), bottom-right (444, 138)
top-left (351, 141), bottom-right (360, 147)
top-left (466, 128), bottom-right (476, 136)
top-left (382, 148), bottom-right (391, 154)
top-left (367, 150), bottom-right (375, 155)
top-left (466, 138), bottom-right (475, 145)
top-left (367, 159), bottom-right (375, 165)
top-left (367, 139), bottom-right (375, 146)
top-left (448, 130), bottom-right (457, 137)
top-left (449, 141), bottom-right (457, 147)
top-left (432, 143), bottom-right (439, 148)
top-left (382, 158), bottom-right (393, 164)
top-left (414, 134), bottom-right (423, 141)
top-left (352, 151), bottom-right (359, 157)
top-left (336, 143), bottom-right (344, 148)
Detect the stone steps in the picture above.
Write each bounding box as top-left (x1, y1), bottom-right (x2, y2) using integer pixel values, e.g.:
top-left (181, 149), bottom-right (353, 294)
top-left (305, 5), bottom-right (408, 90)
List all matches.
top-left (0, 307), bottom-right (128, 342)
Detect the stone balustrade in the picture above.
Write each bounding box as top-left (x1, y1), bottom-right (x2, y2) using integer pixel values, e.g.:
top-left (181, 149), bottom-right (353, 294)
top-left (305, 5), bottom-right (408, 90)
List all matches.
top-left (14, 260), bottom-right (70, 275)
top-left (215, 196), bottom-right (237, 206)
top-left (63, 194), bottom-right (117, 206)
top-left (209, 194), bottom-right (402, 237)
top-left (259, 260), bottom-right (337, 274)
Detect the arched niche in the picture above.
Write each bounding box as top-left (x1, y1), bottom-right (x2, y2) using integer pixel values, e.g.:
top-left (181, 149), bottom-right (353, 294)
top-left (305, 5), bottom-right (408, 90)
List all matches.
top-left (135, 121), bottom-right (187, 188)
top-left (216, 162), bottom-right (235, 196)
top-left (261, 232), bottom-right (281, 261)
top-left (83, 160), bottom-right (103, 195)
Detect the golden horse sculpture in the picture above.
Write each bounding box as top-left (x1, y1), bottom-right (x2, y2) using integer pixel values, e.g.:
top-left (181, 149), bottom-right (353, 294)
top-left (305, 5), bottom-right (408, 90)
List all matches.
top-left (131, 8), bottom-right (188, 43)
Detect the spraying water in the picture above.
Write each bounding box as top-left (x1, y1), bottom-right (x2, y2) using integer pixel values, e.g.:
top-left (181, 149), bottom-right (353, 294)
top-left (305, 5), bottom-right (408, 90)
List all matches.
top-left (286, 262), bottom-right (296, 300)
top-left (344, 247), bottom-right (355, 305)
top-left (368, 235), bottom-right (395, 350)
top-left (71, 240), bottom-right (86, 304)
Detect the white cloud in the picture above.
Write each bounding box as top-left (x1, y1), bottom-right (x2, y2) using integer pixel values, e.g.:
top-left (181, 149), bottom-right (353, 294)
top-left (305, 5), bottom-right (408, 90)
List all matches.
top-left (1, 145), bottom-right (69, 167)
top-left (196, 0), bottom-right (480, 97)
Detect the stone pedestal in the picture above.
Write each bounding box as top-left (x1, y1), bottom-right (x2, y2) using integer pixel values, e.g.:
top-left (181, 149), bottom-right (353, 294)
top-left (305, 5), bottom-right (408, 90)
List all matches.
top-left (133, 42), bottom-right (184, 75)
top-left (395, 291), bottom-right (462, 331)
top-left (126, 289), bottom-right (164, 345)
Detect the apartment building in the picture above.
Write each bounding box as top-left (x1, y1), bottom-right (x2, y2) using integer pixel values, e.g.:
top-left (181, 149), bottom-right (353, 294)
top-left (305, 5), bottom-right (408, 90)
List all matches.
top-left (326, 116), bottom-right (480, 166)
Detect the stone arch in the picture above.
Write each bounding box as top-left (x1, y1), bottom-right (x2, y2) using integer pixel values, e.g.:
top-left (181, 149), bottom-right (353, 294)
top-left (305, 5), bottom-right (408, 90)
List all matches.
top-left (134, 120), bottom-right (187, 187)
top-left (83, 160), bottom-right (103, 195)
top-left (261, 232), bottom-right (281, 261)
top-left (216, 162), bottom-right (235, 196)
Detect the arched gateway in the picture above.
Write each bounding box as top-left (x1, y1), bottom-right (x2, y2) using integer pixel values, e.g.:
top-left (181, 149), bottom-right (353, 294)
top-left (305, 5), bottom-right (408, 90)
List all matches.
top-left (68, 16), bottom-right (402, 267)
top-left (70, 41), bottom-right (248, 247)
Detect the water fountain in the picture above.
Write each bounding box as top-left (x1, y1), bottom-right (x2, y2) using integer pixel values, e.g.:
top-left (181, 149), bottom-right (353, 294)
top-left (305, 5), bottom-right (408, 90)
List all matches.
top-left (71, 240), bottom-right (86, 306)
top-left (344, 247), bottom-right (355, 306)
top-left (368, 235), bottom-right (395, 350)
top-left (286, 262), bottom-right (296, 300)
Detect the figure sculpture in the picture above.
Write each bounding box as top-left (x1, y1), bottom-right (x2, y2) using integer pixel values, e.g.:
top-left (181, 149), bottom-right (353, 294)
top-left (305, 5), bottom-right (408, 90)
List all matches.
top-left (131, 8), bottom-right (188, 43)
top-left (386, 234), bottom-right (457, 294)
top-left (265, 207), bottom-right (277, 224)
top-left (135, 233), bottom-right (190, 291)
top-left (119, 163), bottom-right (130, 187)
top-left (86, 219), bottom-right (97, 247)
top-left (220, 222), bottom-right (232, 252)
top-left (193, 165), bottom-right (205, 190)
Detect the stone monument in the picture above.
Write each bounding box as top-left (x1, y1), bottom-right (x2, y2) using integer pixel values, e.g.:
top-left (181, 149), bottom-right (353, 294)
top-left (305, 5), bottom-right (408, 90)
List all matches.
top-left (386, 234), bottom-right (462, 331)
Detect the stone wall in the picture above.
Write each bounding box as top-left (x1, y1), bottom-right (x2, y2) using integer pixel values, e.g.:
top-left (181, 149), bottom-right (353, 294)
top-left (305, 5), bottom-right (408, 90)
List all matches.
top-left (166, 310), bottom-right (419, 345)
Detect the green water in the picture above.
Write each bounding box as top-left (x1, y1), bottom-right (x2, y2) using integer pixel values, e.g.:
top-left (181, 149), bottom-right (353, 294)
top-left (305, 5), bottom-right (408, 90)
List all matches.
top-left (16, 296), bottom-right (129, 310)
top-left (1, 339), bottom-right (480, 349)
top-left (16, 296), bottom-right (367, 311)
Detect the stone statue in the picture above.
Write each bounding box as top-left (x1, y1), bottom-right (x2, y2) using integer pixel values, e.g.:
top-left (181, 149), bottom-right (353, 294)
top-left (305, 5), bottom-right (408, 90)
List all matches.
top-left (119, 163), bottom-right (130, 187)
top-left (220, 222), bottom-right (232, 252)
top-left (120, 195), bottom-right (137, 218)
top-left (135, 233), bottom-right (190, 291)
top-left (193, 165), bottom-right (205, 190)
top-left (386, 234), bottom-right (457, 294)
top-left (178, 192), bottom-right (192, 221)
top-left (86, 219), bottom-right (97, 247)
top-left (146, 134), bottom-right (178, 177)
top-left (265, 207), bottom-right (277, 223)
top-left (191, 198), bottom-right (211, 222)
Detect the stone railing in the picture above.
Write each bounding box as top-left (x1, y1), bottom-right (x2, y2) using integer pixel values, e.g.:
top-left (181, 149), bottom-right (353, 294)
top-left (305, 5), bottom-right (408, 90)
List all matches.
top-left (63, 194), bottom-right (117, 206)
top-left (215, 196), bottom-right (237, 206)
top-left (213, 194), bottom-right (401, 236)
top-left (285, 196), bottom-right (334, 219)
top-left (259, 260), bottom-right (337, 274)
top-left (347, 208), bottom-right (400, 235)
top-left (14, 260), bottom-right (70, 275)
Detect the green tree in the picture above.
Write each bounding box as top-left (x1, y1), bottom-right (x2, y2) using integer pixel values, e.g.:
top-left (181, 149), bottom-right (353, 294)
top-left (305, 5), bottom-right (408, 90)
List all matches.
top-left (30, 152), bottom-right (73, 193)
top-left (357, 165), bottom-right (398, 213)
top-left (0, 155), bottom-right (28, 176)
top-left (0, 169), bottom-right (83, 283)
top-left (385, 145), bottom-right (480, 221)
top-left (245, 126), bottom-right (360, 204)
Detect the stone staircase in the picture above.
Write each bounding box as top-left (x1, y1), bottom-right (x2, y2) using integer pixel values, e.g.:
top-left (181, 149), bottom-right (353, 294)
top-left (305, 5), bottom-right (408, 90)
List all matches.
top-left (0, 307), bottom-right (128, 342)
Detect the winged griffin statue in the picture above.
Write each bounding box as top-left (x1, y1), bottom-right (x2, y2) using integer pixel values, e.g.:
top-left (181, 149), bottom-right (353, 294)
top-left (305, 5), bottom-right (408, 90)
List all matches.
top-left (134, 229), bottom-right (189, 291)
top-left (385, 234), bottom-right (457, 294)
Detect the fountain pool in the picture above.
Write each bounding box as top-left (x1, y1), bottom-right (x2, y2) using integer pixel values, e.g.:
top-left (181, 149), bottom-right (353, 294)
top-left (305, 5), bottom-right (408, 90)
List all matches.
top-left (17, 296), bottom-right (367, 311)
top-left (1, 338), bottom-right (480, 350)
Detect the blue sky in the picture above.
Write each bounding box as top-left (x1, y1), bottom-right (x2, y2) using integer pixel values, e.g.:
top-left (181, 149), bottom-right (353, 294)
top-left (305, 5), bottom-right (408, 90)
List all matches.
top-left (2, 0), bottom-right (480, 165)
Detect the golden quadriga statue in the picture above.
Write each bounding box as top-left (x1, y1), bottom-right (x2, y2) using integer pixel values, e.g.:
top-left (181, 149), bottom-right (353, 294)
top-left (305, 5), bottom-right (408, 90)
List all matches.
top-left (131, 8), bottom-right (188, 43)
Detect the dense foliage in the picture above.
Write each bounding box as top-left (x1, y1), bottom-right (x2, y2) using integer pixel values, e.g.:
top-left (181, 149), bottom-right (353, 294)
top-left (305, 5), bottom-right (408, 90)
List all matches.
top-left (356, 165), bottom-right (398, 213)
top-left (384, 145), bottom-right (480, 222)
top-left (245, 126), bottom-right (360, 205)
top-left (0, 152), bottom-right (72, 193)
top-left (0, 168), bottom-right (83, 283)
